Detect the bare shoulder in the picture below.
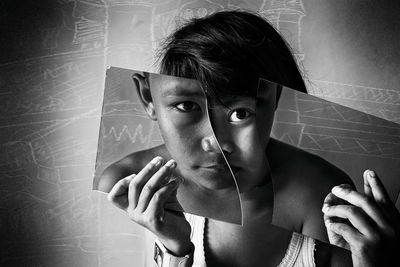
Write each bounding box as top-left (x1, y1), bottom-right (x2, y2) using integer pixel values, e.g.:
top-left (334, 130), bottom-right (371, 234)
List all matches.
top-left (268, 139), bottom-right (354, 241)
top-left (268, 138), bottom-right (353, 190)
top-left (96, 145), bottom-right (170, 193)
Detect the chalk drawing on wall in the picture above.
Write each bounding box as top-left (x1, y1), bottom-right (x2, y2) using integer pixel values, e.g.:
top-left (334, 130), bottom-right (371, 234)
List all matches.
top-left (308, 79), bottom-right (400, 124)
top-left (0, 55), bottom-right (103, 118)
top-left (260, 0), bottom-right (306, 64)
top-left (271, 86), bottom-right (400, 204)
top-left (178, 0), bottom-right (225, 20)
top-left (273, 88), bottom-right (400, 159)
top-left (152, 0), bottom-right (226, 55)
top-left (0, 42), bottom-right (105, 262)
top-left (106, 3), bottom-right (153, 69)
top-left (99, 103), bottom-right (160, 151)
top-left (93, 67), bottom-right (161, 183)
top-left (151, 0), bottom-right (307, 71)
top-left (71, 0), bottom-right (107, 50)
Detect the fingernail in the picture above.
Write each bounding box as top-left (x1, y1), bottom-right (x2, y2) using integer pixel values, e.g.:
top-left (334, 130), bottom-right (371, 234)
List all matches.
top-left (368, 170), bottom-right (376, 178)
top-left (332, 186), bottom-right (344, 195)
top-left (151, 156), bottom-right (162, 167)
top-left (171, 179), bottom-right (180, 186)
top-left (322, 205), bottom-right (329, 213)
top-left (167, 177), bottom-right (182, 187)
top-left (125, 174), bottom-right (136, 182)
top-left (165, 159), bottom-right (176, 169)
top-left (170, 176), bottom-right (184, 184)
top-left (325, 220), bottom-right (332, 229)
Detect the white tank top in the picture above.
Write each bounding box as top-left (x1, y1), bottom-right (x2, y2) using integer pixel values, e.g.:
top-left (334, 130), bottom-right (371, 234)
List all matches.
top-left (185, 214), bottom-right (316, 267)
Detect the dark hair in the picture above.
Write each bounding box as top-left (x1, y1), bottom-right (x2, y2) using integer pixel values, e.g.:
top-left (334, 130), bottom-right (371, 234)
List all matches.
top-left (158, 10), bottom-right (307, 100)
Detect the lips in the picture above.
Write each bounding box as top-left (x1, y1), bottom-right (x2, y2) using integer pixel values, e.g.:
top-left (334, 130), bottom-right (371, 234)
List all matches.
top-left (202, 163), bottom-right (241, 174)
top-left (197, 157), bottom-right (241, 174)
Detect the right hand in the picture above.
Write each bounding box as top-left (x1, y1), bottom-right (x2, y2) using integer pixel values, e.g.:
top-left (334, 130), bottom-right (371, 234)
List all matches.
top-left (108, 156), bottom-right (192, 256)
top-left (322, 170), bottom-right (400, 267)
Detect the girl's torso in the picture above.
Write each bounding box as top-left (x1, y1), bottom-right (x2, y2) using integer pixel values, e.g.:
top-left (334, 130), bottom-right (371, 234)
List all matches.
top-left (187, 213), bottom-right (316, 267)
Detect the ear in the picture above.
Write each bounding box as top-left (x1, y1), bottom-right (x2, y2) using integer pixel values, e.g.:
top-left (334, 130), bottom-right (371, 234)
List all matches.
top-left (133, 72), bottom-right (157, 121)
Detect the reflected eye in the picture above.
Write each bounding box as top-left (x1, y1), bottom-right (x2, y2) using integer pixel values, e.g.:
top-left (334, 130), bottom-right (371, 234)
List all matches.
top-left (175, 102), bottom-right (200, 112)
top-left (229, 108), bottom-right (253, 122)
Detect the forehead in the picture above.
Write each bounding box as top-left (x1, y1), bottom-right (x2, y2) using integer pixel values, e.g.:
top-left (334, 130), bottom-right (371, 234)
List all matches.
top-left (148, 73), bottom-right (276, 104)
top-left (149, 73), bottom-right (203, 96)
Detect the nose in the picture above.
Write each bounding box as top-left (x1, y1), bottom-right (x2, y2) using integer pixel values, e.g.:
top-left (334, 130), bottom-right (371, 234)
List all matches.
top-left (201, 131), bottom-right (235, 155)
top-left (201, 135), bottom-right (219, 153)
top-left (203, 107), bottom-right (236, 155)
top-left (201, 135), bottom-right (233, 154)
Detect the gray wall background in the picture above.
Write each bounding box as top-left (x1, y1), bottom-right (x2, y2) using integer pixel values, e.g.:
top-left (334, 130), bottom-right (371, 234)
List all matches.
top-left (1, 0), bottom-right (399, 266)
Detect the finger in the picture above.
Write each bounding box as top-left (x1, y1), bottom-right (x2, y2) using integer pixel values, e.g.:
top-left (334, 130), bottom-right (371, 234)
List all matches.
top-left (136, 159), bottom-right (177, 212)
top-left (363, 170), bottom-right (373, 198)
top-left (366, 170), bottom-right (391, 205)
top-left (324, 216), bottom-right (351, 249)
top-left (108, 174), bottom-right (136, 210)
top-left (323, 204), bottom-right (377, 238)
top-left (145, 177), bottom-right (183, 224)
top-left (367, 170), bottom-right (400, 232)
top-left (323, 192), bottom-right (336, 209)
top-left (164, 187), bottom-right (183, 212)
top-left (323, 212), bottom-right (347, 225)
top-left (323, 192), bottom-right (346, 212)
top-left (324, 214), bottom-right (341, 226)
top-left (331, 184), bottom-right (391, 230)
top-left (325, 221), bottom-right (361, 250)
top-left (128, 156), bottom-right (163, 210)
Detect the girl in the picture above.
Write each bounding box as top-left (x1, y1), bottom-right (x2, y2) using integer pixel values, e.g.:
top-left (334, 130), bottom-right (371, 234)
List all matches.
top-left (99, 10), bottom-right (400, 267)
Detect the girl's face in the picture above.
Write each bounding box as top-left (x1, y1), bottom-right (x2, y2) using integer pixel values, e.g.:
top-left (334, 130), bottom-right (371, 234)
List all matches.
top-left (149, 74), bottom-right (277, 193)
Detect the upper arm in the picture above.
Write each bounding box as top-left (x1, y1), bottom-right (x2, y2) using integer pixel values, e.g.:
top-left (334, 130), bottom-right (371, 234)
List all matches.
top-left (314, 240), bottom-right (353, 267)
top-left (301, 160), bottom-right (354, 243)
top-left (329, 245), bottom-right (353, 267)
top-left (97, 165), bottom-right (124, 193)
top-left (97, 154), bottom-right (141, 193)
top-left (96, 146), bottom-right (167, 193)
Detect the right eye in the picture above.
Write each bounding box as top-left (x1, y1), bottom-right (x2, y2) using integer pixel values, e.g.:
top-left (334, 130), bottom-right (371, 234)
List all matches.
top-left (175, 101), bottom-right (200, 112)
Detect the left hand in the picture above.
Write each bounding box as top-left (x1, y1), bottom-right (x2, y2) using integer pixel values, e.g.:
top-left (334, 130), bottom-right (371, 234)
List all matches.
top-left (322, 170), bottom-right (400, 267)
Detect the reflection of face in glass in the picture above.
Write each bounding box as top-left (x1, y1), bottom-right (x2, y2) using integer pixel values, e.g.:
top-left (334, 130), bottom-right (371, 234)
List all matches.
top-left (207, 81), bottom-right (278, 193)
top-left (149, 74), bottom-right (277, 193)
top-left (148, 74), bottom-right (232, 190)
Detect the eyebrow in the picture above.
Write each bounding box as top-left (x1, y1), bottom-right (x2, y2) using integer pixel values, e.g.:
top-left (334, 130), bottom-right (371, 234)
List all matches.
top-left (216, 95), bottom-right (256, 105)
top-left (161, 85), bottom-right (205, 98)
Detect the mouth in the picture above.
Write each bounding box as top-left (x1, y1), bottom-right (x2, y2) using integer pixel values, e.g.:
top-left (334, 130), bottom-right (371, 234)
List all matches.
top-left (201, 164), bottom-right (241, 174)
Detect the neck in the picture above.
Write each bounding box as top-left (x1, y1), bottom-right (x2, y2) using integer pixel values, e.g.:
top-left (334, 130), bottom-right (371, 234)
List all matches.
top-left (177, 178), bottom-right (243, 225)
top-left (240, 180), bottom-right (274, 219)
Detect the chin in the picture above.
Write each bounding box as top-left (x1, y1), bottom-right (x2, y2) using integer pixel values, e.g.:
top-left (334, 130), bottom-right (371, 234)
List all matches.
top-left (193, 168), bottom-right (238, 190)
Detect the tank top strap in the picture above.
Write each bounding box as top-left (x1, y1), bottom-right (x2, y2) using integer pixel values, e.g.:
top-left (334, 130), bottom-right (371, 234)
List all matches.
top-left (184, 213), bottom-right (206, 267)
top-left (277, 232), bottom-right (316, 267)
top-left (185, 213), bottom-right (315, 267)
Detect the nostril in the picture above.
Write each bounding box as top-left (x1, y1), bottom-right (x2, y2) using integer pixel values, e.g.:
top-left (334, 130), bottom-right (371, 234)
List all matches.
top-left (220, 142), bottom-right (234, 155)
top-left (201, 138), bottom-right (213, 152)
top-left (201, 136), bottom-right (222, 153)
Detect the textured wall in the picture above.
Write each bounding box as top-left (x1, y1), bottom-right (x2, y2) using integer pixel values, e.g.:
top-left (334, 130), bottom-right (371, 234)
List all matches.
top-left (1, 0), bottom-right (399, 266)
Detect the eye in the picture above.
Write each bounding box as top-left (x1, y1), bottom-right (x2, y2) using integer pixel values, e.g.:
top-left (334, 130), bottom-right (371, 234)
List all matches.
top-left (175, 101), bottom-right (200, 112)
top-left (228, 108), bottom-right (253, 122)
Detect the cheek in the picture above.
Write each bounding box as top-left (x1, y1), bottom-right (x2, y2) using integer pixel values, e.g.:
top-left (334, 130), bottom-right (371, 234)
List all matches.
top-left (256, 104), bottom-right (275, 140)
top-left (234, 125), bottom-right (266, 160)
top-left (157, 113), bottom-right (202, 156)
top-left (256, 118), bottom-right (274, 146)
